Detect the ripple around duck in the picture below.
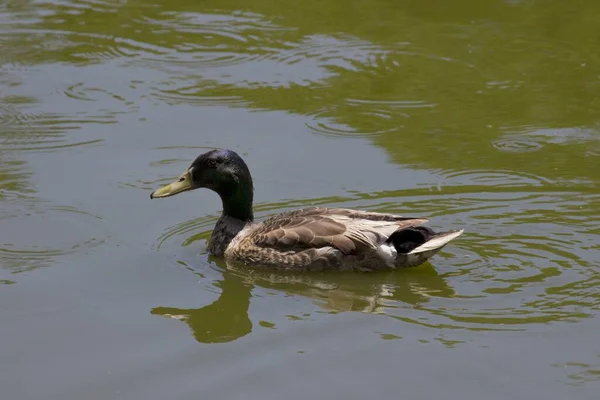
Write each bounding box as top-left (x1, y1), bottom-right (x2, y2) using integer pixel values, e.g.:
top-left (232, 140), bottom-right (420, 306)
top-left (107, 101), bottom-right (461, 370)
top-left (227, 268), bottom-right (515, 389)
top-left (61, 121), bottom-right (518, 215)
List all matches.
top-left (0, 203), bottom-right (107, 273)
top-left (385, 189), bottom-right (600, 330)
top-left (151, 182), bottom-right (600, 340)
top-left (153, 214), bottom-right (219, 254)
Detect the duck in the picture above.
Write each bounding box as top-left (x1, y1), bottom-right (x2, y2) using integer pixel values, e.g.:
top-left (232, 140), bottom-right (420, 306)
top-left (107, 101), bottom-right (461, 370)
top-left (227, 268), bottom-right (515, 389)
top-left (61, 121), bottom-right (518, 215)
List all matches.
top-left (150, 149), bottom-right (463, 271)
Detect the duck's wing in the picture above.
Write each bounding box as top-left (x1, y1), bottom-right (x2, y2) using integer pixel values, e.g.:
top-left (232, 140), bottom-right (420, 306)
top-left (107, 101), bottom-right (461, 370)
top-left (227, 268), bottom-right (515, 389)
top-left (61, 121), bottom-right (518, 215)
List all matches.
top-left (247, 207), bottom-right (428, 255)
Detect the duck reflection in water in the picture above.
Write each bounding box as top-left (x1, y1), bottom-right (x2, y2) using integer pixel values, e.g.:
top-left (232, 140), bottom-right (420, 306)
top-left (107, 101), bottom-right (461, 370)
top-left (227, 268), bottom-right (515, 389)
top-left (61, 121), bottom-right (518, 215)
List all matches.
top-left (151, 256), bottom-right (455, 344)
top-left (151, 265), bottom-right (253, 344)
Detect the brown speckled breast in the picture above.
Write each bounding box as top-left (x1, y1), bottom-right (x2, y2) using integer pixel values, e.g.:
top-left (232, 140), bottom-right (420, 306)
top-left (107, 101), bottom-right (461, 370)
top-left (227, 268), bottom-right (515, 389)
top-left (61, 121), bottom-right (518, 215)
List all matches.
top-left (207, 215), bottom-right (247, 256)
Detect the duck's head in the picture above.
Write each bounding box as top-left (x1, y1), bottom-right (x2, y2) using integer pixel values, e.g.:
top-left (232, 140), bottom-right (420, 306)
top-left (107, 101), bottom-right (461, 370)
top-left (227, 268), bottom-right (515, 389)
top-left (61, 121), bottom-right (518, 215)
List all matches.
top-left (150, 149), bottom-right (254, 221)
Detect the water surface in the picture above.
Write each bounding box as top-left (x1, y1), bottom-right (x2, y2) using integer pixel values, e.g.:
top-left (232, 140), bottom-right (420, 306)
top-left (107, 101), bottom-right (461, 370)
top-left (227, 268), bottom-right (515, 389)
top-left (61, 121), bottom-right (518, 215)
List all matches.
top-left (1, 0), bottom-right (599, 399)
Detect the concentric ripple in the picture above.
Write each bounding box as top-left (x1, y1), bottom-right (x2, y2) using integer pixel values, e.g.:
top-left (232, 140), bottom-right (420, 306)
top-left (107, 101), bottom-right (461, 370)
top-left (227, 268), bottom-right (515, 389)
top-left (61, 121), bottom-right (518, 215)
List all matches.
top-left (0, 105), bottom-right (107, 151)
top-left (150, 80), bottom-right (249, 108)
top-left (296, 42), bottom-right (477, 137)
top-left (134, 11), bottom-right (293, 70)
top-left (0, 202), bottom-right (107, 273)
top-left (0, 83), bottom-right (133, 151)
top-left (305, 113), bottom-right (399, 138)
top-left (440, 169), bottom-right (554, 187)
top-left (492, 126), bottom-right (600, 153)
top-left (306, 98), bottom-right (433, 137)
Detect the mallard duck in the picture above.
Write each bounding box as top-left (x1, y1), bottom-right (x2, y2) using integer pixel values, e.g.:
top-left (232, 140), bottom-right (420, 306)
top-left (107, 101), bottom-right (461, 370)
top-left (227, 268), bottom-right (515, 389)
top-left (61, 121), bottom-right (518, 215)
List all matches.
top-left (150, 149), bottom-right (463, 271)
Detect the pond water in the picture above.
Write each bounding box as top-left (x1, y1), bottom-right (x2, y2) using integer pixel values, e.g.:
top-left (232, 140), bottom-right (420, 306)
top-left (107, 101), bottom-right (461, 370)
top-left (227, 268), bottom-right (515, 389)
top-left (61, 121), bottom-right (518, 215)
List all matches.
top-left (1, 0), bottom-right (599, 399)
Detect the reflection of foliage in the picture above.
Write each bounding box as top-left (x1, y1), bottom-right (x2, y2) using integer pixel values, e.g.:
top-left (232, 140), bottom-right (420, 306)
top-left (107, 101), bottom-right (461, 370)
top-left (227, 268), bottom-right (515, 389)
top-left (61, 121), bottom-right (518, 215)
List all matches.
top-left (0, 158), bottom-right (32, 195)
top-left (4, 0), bottom-right (598, 182)
top-left (554, 358), bottom-right (600, 386)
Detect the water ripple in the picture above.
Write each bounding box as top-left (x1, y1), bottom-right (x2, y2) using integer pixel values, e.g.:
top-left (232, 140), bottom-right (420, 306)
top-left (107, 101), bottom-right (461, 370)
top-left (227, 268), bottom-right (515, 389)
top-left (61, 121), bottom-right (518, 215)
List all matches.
top-left (151, 81), bottom-right (249, 107)
top-left (305, 112), bottom-right (399, 137)
top-left (440, 169), bottom-right (554, 187)
top-left (133, 11), bottom-right (293, 69)
top-left (492, 126), bottom-right (600, 153)
top-left (63, 81), bottom-right (139, 111)
top-left (0, 93), bottom-right (121, 151)
top-left (0, 203), bottom-right (107, 273)
top-left (0, 28), bottom-right (169, 64)
top-left (305, 98), bottom-right (433, 137)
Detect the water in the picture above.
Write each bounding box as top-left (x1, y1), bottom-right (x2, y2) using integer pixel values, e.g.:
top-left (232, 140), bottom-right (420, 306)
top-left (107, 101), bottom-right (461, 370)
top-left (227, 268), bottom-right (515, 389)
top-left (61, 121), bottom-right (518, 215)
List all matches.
top-left (1, 0), bottom-right (599, 398)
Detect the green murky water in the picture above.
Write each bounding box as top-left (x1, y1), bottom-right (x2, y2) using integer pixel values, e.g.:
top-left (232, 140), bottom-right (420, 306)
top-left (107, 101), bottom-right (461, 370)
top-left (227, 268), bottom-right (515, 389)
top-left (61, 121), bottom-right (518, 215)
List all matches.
top-left (1, 0), bottom-right (599, 398)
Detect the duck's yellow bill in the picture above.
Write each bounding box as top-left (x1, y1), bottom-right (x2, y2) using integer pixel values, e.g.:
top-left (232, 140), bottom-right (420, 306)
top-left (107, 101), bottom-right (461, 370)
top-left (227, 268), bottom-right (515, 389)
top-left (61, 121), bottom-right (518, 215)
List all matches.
top-left (150, 170), bottom-right (193, 199)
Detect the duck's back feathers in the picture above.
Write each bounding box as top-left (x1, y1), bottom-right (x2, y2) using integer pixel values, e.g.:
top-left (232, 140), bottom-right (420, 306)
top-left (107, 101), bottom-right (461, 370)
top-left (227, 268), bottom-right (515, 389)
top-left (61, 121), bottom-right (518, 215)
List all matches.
top-left (224, 207), bottom-right (461, 271)
top-left (250, 207), bottom-right (428, 254)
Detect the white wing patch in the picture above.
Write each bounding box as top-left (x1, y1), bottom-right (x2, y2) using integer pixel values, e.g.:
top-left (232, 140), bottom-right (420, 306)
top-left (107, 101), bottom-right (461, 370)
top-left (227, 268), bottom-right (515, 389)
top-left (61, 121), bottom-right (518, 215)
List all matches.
top-left (331, 215), bottom-right (401, 243)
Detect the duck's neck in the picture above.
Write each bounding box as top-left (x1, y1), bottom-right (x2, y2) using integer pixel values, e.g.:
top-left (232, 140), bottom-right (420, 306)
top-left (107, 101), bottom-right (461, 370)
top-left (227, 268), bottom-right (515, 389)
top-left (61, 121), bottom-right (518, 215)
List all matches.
top-left (209, 182), bottom-right (254, 256)
top-left (220, 179), bottom-right (254, 223)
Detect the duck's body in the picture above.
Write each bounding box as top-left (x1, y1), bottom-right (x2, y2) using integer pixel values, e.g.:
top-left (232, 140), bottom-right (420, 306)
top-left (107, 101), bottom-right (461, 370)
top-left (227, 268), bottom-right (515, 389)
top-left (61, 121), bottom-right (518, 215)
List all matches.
top-left (217, 207), bottom-right (462, 271)
top-left (151, 149), bottom-right (463, 271)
